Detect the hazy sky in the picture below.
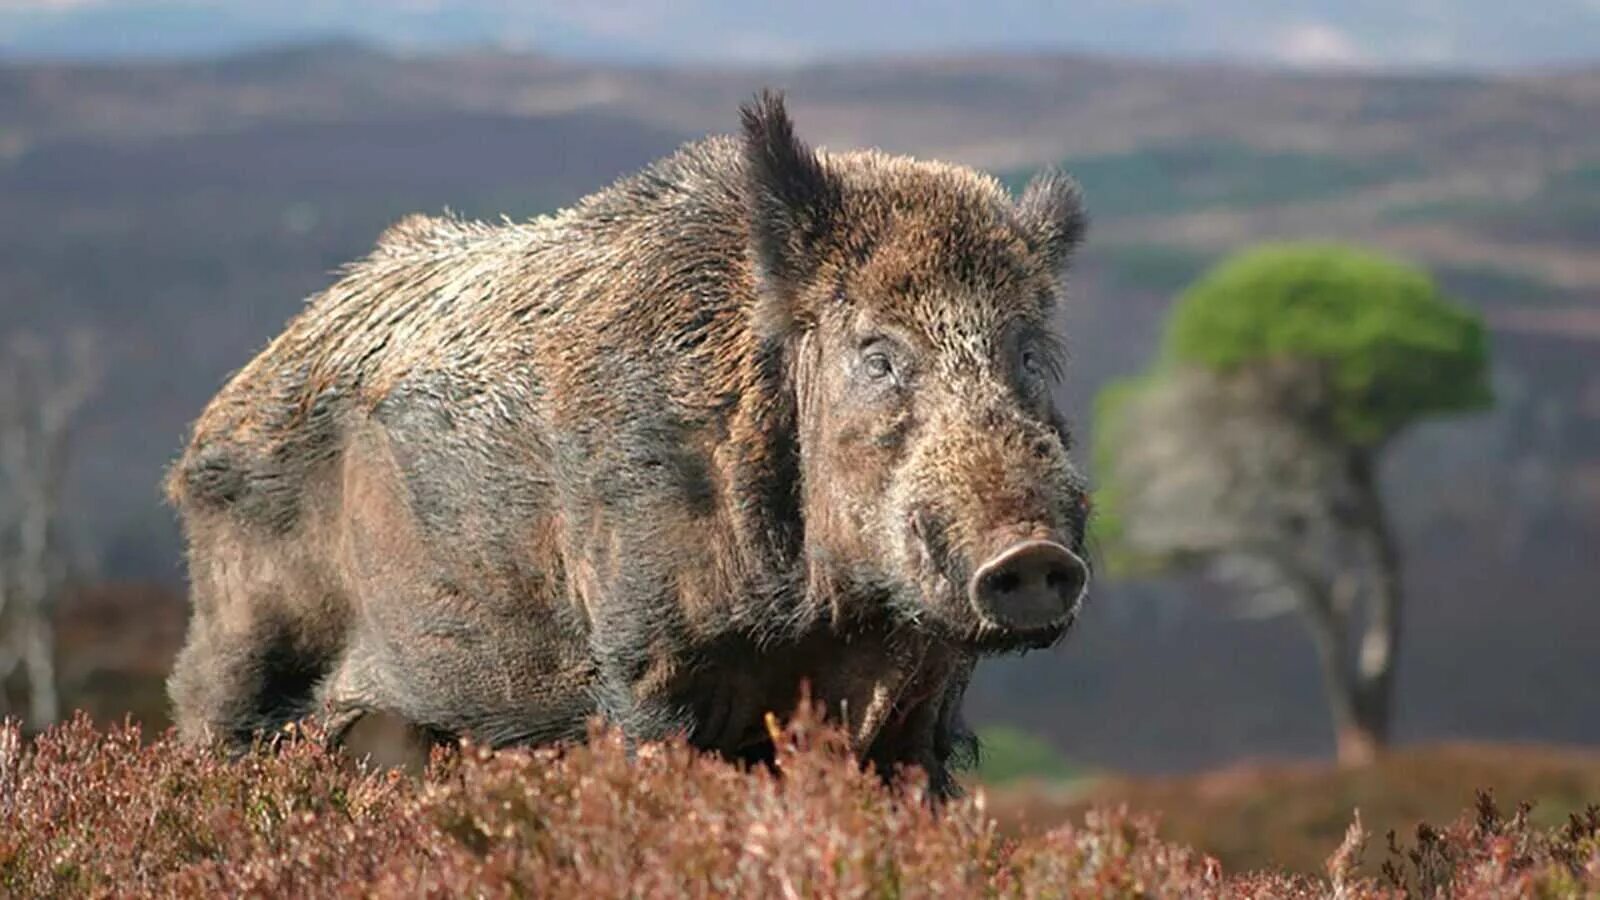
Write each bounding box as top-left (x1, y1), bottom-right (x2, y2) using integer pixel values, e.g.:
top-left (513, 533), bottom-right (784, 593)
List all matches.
top-left (2, 0), bottom-right (1597, 68)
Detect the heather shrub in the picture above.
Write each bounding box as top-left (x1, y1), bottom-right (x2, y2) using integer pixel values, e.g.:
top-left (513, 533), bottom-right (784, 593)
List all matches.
top-left (990, 742), bottom-right (1600, 880)
top-left (2, 711), bottom-right (1596, 898)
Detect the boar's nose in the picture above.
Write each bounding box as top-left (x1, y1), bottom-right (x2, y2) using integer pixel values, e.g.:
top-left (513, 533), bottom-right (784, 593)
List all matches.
top-left (969, 540), bottom-right (1088, 631)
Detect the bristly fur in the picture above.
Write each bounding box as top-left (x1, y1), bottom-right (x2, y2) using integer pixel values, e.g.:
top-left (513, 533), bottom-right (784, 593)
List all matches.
top-left (739, 90), bottom-right (844, 342)
top-left (1015, 168), bottom-right (1088, 275)
top-left (741, 89), bottom-right (843, 304)
top-left (164, 93), bottom-right (1088, 798)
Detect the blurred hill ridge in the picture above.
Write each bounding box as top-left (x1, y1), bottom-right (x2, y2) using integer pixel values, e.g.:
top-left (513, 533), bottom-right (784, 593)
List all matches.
top-left (3, 2), bottom-right (1599, 69)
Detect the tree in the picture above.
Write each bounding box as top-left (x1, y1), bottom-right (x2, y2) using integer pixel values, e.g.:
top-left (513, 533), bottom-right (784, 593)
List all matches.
top-left (1094, 244), bottom-right (1491, 765)
top-left (0, 331), bottom-right (99, 728)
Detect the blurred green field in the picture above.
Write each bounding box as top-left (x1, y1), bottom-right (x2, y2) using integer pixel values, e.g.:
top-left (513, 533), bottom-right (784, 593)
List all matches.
top-left (1002, 142), bottom-right (1414, 219)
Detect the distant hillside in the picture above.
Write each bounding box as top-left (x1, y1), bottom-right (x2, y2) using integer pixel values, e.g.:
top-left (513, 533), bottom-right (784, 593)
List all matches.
top-left (2, 45), bottom-right (1596, 770)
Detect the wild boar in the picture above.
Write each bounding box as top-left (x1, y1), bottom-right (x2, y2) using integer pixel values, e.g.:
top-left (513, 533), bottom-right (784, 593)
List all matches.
top-left (166, 92), bottom-right (1090, 794)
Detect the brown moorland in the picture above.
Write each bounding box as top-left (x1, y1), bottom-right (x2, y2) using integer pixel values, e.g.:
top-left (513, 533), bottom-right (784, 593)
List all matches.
top-left (987, 742), bottom-right (1600, 878)
top-left (3, 709), bottom-right (1599, 898)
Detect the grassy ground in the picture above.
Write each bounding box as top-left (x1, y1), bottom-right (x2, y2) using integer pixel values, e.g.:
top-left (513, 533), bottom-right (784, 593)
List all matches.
top-left (984, 742), bottom-right (1600, 877)
top-left (4, 713), bottom-right (1598, 898)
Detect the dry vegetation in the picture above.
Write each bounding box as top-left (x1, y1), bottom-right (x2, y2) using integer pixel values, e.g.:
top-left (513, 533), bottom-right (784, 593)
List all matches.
top-left (3, 710), bottom-right (1597, 898)
top-left (989, 742), bottom-right (1600, 879)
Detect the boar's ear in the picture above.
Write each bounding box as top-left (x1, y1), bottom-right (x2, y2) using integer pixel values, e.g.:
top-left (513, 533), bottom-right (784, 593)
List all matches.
top-left (1015, 169), bottom-right (1087, 274)
top-left (741, 90), bottom-right (841, 336)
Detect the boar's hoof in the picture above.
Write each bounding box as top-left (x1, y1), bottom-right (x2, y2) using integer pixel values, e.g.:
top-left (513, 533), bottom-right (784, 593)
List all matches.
top-left (969, 540), bottom-right (1087, 631)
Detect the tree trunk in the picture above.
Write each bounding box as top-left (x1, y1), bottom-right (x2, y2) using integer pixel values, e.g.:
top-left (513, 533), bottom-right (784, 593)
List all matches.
top-left (1346, 449), bottom-right (1403, 758)
top-left (13, 480), bottom-right (59, 727)
top-left (1293, 569), bottom-right (1380, 766)
top-left (22, 613), bottom-right (58, 726)
top-left (0, 333), bottom-right (96, 731)
top-left (0, 638), bottom-right (15, 718)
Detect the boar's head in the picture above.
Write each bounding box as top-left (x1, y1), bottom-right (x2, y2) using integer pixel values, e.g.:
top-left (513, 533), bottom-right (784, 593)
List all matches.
top-left (742, 92), bottom-right (1091, 652)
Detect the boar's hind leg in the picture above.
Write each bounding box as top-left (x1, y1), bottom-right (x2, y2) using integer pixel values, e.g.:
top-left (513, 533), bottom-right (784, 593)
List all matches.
top-left (169, 519), bottom-right (343, 749)
top-left (168, 599), bottom-right (331, 750)
top-left (315, 652), bottom-right (444, 772)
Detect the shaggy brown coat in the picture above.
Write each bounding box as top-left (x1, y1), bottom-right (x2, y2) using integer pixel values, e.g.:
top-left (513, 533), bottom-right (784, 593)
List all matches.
top-left (166, 93), bottom-right (1088, 793)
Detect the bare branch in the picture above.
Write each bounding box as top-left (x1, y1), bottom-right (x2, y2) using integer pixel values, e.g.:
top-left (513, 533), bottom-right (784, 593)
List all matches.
top-left (0, 329), bottom-right (101, 727)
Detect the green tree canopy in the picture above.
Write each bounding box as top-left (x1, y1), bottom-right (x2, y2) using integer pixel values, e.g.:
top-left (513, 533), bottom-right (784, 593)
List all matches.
top-left (1090, 243), bottom-right (1496, 763)
top-left (1160, 243), bottom-right (1492, 446)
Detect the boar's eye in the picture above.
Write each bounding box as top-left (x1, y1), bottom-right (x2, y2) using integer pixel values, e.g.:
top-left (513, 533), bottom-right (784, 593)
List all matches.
top-left (1015, 332), bottom-right (1064, 388)
top-left (1021, 349), bottom-right (1045, 379)
top-left (855, 336), bottom-right (910, 390)
top-left (863, 350), bottom-right (895, 381)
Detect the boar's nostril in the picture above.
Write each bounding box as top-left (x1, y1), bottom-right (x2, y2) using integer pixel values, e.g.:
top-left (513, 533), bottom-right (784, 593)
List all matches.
top-left (985, 571), bottom-right (1021, 595)
top-left (1046, 563), bottom-right (1086, 600)
top-left (969, 539), bottom-right (1088, 631)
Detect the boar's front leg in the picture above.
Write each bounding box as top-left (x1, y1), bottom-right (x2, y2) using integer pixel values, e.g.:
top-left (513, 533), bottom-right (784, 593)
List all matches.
top-left (863, 652), bottom-right (977, 800)
top-left (585, 595), bottom-right (700, 747)
top-left (591, 663), bottom-right (701, 750)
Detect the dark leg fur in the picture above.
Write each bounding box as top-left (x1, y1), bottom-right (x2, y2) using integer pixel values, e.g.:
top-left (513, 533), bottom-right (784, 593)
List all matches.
top-left (168, 610), bottom-right (329, 748)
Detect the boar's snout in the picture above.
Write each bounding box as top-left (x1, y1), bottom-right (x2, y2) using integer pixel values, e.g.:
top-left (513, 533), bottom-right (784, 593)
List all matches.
top-left (968, 539), bottom-right (1087, 631)
top-left (881, 404), bottom-right (1088, 646)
